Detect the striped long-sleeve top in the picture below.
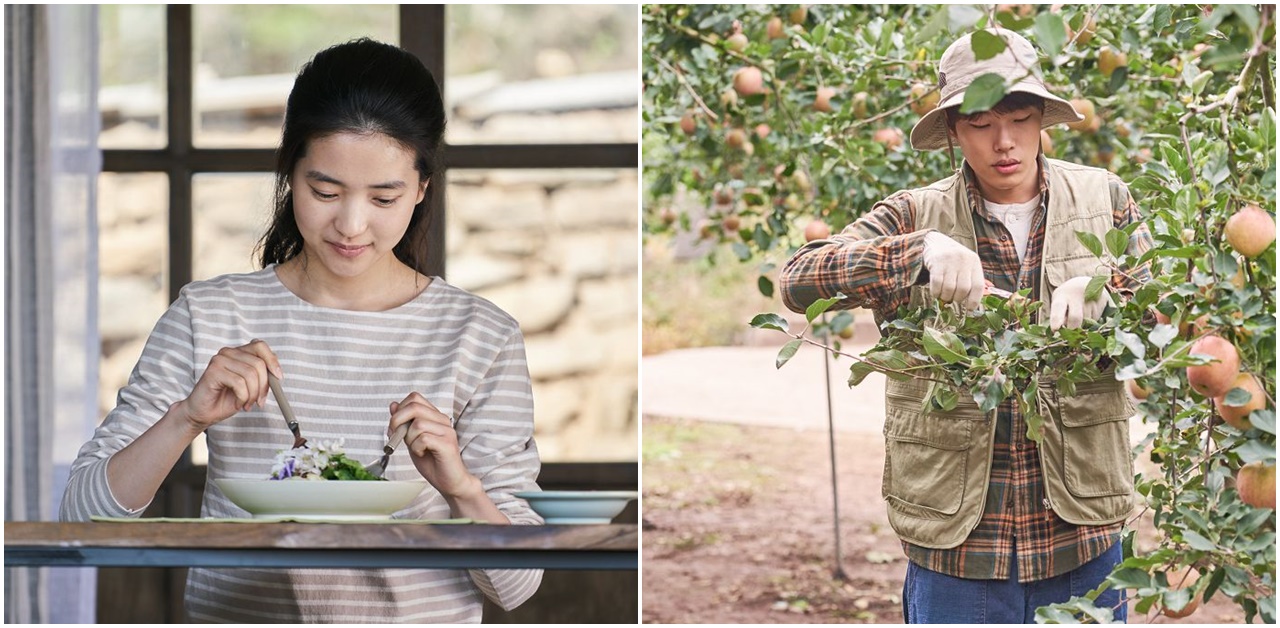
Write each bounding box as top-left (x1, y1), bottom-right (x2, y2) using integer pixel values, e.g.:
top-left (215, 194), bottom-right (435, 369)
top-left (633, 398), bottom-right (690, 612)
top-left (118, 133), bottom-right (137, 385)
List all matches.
top-left (780, 158), bottom-right (1153, 582)
top-left (61, 267), bottom-right (543, 622)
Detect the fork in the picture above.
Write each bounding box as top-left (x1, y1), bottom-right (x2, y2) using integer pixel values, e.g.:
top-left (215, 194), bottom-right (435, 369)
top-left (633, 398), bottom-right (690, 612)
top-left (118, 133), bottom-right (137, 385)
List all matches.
top-left (364, 422), bottom-right (410, 478)
top-left (267, 372), bottom-right (307, 449)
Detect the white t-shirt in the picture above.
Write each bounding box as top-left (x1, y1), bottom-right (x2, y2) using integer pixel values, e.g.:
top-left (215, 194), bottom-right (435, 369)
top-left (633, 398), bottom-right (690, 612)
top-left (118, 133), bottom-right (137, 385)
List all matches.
top-left (983, 197), bottom-right (1040, 263)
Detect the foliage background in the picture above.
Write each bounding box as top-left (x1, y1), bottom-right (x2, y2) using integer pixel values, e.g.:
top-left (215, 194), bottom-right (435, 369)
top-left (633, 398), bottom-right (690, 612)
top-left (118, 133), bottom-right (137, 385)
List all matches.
top-left (643, 4), bottom-right (1275, 623)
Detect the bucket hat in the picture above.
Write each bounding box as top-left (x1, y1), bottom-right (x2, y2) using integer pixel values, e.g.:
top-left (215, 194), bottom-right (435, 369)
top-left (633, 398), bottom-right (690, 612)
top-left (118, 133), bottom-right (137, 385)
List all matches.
top-left (909, 28), bottom-right (1083, 150)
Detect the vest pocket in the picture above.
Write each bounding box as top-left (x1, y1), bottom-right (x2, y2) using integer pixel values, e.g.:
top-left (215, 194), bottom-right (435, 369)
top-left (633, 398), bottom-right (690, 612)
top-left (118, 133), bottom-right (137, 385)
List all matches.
top-left (882, 397), bottom-right (982, 518)
top-left (1055, 385), bottom-right (1134, 498)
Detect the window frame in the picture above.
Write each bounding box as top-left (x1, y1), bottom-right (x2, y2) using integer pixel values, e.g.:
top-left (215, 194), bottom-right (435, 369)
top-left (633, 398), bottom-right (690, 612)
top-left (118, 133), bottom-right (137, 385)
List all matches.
top-left (100, 4), bottom-right (638, 473)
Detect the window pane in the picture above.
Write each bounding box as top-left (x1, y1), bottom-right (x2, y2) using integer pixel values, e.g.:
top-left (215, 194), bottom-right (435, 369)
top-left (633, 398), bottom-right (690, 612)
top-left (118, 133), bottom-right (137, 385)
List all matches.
top-left (99, 4), bottom-right (166, 149)
top-left (97, 173), bottom-right (168, 429)
top-left (193, 173), bottom-right (274, 280)
top-left (192, 5), bottom-right (398, 148)
top-left (445, 5), bottom-right (638, 144)
top-left (446, 168), bottom-right (638, 461)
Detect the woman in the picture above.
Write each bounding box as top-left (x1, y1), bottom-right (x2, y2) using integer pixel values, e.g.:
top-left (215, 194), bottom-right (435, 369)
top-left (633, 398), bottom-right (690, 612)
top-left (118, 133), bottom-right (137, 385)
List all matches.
top-left (61, 38), bottom-right (543, 622)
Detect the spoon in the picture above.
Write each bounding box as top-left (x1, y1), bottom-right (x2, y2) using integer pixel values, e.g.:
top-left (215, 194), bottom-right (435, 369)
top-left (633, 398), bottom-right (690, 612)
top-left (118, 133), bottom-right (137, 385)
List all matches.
top-left (267, 372), bottom-right (307, 449)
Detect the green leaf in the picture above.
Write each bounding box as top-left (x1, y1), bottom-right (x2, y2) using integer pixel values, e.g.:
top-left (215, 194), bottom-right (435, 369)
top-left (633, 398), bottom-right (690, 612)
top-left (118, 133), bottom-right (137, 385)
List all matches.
top-left (1191, 70), bottom-right (1214, 96)
top-left (1024, 407), bottom-right (1044, 444)
top-left (758, 275), bottom-right (775, 298)
top-left (1034, 606), bottom-right (1082, 624)
top-left (1210, 247), bottom-right (1236, 275)
top-left (848, 361), bottom-right (877, 387)
top-left (994, 11), bottom-right (1034, 31)
top-left (829, 311), bottom-right (854, 335)
top-left (1152, 4), bottom-right (1172, 32)
top-left (1075, 231), bottom-right (1104, 258)
top-left (1084, 580), bottom-right (1110, 601)
top-left (1163, 588), bottom-right (1194, 614)
top-left (776, 339), bottom-right (802, 369)
top-left (913, 6), bottom-right (950, 45)
top-left (1181, 530), bottom-right (1216, 551)
top-left (866, 349), bottom-right (911, 371)
top-left (1233, 439), bottom-right (1276, 464)
top-left (1108, 567), bottom-right (1153, 589)
top-left (1084, 275), bottom-right (1108, 303)
top-left (1105, 228), bottom-right (1129, 259)
top-left (933, 387), bottom-right (959, 412)
top-left (1223, 386), bottom-right (1254, 407)
top-left (1114, 329), bottom-right (1145, 360)
top-left (1250, 410), bottom-right (1275, 435)
top-left (810, 22), bottom-right (829, 46)
top-left (753, 225), bottom-right (771, 251)
top-left (1237, 509), bottom-right (1275, 536)
top-left (970, 30), bottom-right (1007, 61)
top-left (994, 330), bottom-right (1017, 356)
top-left (947, 4), bottom-right (983, 31)
top-left (1203, 565), bottom-right (1227, 601)
top-left (749, 313), bottom-right (789, 333)
top-left (922, 327), bottom-right (968, 364)
top-left (959, 73), bottom-right (1007, 114)
top-left (1230, 4), bottom-right (1261, 32)
top-left (1148, 324), bottom-right (1179, 349)
top-left (1033, 11), bottom-right (1067, 56)
top-left (977, 374), bottom-right (1006, 414)
top-left (732, 241), bottom-right (752, 262)
top-left (806, 293), bottom-right (846, 323)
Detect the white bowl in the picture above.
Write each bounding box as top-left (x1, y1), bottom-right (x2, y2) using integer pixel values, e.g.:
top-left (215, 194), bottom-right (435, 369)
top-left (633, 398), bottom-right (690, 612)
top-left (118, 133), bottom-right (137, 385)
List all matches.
top-left (513, 490), bottom-right (638, 524)
top-left (214, 478), bottom-right (427, 521)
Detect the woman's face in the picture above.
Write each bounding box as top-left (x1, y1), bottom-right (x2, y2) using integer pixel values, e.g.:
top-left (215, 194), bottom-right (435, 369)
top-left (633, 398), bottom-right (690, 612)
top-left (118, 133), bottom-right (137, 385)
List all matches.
top-left (289, 131), bottom-right (426, 283)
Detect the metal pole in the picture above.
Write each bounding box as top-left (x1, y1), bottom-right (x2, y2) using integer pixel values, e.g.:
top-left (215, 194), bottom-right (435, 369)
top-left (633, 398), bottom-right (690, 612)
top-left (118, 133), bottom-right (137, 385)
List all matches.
top-left (822, 313), bottom-right (848, 580)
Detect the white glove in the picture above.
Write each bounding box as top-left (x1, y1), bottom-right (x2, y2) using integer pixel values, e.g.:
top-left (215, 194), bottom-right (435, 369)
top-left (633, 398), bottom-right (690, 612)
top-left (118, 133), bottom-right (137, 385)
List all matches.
top-left (921, 231), bottom-right (985, 311)
top-left (1049, 276), bottom-right (1111, 330)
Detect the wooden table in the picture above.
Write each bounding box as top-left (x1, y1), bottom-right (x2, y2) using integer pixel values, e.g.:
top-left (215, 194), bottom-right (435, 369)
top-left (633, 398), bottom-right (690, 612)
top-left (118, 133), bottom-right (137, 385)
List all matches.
top-left (4, 521), bottom-right (637, 570)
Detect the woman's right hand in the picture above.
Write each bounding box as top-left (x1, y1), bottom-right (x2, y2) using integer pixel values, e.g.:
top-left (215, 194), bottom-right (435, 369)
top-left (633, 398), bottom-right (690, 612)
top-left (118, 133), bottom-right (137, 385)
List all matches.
top-left (177, 339), bottom-right (282, 433)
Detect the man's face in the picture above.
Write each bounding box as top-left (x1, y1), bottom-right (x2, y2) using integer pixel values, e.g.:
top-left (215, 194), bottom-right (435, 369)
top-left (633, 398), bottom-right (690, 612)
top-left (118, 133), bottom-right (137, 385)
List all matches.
top-left (949, 105), bottom-right (1044, 204)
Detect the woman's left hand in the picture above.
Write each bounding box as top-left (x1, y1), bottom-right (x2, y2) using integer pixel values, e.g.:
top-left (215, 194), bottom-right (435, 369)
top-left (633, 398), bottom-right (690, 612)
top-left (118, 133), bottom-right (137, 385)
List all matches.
top-left (387, 392), bottom-right (481, 499)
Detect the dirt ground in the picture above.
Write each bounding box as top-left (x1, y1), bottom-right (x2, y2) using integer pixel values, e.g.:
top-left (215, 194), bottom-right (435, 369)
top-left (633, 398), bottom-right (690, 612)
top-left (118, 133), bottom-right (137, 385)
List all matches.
top-left (640, 416), bottom-right (1248, 625)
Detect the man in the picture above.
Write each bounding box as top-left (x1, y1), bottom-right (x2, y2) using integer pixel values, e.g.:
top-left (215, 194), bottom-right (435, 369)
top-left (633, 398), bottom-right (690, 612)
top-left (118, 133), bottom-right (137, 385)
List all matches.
top-left (780, 28), bottom-right (1152, 623)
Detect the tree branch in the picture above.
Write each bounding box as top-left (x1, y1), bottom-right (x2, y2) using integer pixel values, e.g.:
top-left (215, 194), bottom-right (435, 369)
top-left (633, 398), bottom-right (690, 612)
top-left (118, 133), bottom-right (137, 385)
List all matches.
top-left (650, 53), bottom-right (720, 121)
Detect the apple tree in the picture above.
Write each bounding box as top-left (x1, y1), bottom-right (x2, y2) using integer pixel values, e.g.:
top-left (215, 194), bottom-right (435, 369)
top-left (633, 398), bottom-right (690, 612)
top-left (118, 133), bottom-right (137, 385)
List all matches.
top-left (643, 4), bottom-right (1276, 623)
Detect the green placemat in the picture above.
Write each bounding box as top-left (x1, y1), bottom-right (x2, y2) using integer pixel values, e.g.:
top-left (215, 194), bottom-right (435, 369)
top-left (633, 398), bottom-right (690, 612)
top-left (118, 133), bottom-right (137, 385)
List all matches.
top-left (91, 516), bottom-right (474, 524)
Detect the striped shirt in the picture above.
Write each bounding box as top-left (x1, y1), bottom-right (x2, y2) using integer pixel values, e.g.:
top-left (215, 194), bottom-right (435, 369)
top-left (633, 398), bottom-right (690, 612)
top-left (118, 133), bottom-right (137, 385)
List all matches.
top-left (781, 158), bottom-right (1153, 582)
top-left (61, 267), bottom-right (543, 622)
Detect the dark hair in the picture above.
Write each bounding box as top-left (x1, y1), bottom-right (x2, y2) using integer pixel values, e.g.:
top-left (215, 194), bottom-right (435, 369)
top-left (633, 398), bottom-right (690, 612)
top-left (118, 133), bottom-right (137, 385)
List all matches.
top-left (257, 38), bottom-right (445, 275)
top-left (944, 91), bottom-right (1045, 129)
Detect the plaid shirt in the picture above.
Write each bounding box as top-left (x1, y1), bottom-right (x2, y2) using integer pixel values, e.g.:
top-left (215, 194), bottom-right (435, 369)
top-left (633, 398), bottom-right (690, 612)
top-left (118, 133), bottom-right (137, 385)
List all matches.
top-left (781, 157), bottom-right (1153, 582)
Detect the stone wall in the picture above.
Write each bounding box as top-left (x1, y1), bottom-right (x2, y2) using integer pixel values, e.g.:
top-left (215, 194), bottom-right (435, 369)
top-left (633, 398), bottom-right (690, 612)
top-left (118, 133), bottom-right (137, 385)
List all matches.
top-left (449, 166), bottom-right (638, 460)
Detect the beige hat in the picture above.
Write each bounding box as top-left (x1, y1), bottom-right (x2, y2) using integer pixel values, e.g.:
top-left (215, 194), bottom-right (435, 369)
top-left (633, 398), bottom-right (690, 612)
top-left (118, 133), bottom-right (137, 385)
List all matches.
top-left (909, 28), bottom-right (1083, 150)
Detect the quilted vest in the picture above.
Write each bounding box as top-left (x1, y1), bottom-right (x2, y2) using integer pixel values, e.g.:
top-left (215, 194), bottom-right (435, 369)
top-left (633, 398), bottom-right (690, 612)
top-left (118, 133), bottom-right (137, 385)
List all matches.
top-left (881, 158), bottom-right (1136, 549)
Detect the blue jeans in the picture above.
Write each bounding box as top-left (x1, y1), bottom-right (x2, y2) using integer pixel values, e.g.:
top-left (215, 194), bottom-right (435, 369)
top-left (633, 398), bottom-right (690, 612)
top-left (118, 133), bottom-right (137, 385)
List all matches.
top-left (902, 541), bottom-right (1126, 624)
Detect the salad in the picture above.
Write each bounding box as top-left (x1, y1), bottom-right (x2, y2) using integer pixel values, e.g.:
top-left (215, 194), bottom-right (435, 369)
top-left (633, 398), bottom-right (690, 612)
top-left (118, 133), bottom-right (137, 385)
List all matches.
top-left (270, 438), bottom-right (385, 481)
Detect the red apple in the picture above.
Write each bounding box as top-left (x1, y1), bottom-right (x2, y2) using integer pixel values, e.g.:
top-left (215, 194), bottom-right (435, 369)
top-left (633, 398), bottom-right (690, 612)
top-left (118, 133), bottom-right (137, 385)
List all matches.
top-left (1216, 372), bottom-right (1267, 430)
top-left (873, 127), bottom-right (904, 149)
top-left (1224, 205), bottom-right (1276, 258)
top-left (814, 87), bottom-right (835, 113)
top-left (1126, 379), bottom-right (1151, 401)
top-left (804, 219), bottom-right (830, 242)
top-left (767, 16), bottom-right (786, 40)
top-left (1237, 462), bottom-right (1276, 509)
top-left (1186, 335), bottom-right (1241, 398)
top-left (733, 66), bottom-right (765, 97)
top-left (679, 112), bottom-right (697, 136)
